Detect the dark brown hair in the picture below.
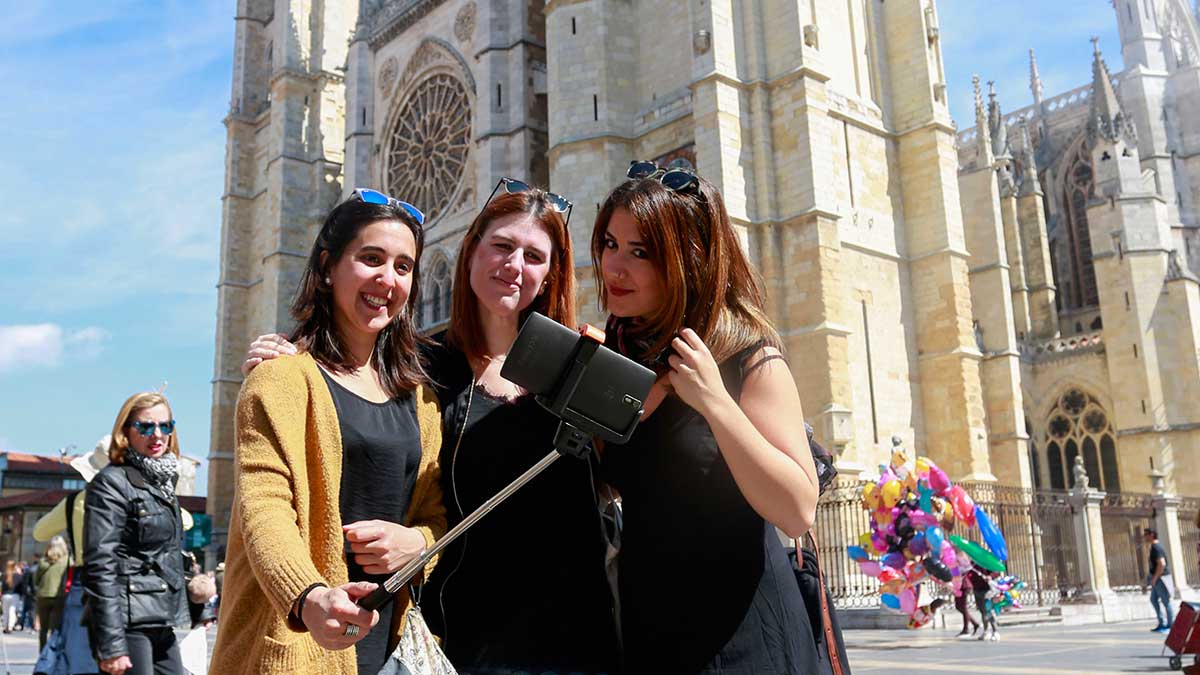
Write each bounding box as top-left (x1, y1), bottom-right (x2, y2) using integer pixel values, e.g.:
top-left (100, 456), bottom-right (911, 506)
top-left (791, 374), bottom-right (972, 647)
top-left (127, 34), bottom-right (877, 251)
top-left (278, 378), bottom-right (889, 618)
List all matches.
top-left (447, 189), bottom-right (576, 363)
top-left (590, 176), bottom-right (780, 367)
top-left (291, 197), bottom-right (428, 396)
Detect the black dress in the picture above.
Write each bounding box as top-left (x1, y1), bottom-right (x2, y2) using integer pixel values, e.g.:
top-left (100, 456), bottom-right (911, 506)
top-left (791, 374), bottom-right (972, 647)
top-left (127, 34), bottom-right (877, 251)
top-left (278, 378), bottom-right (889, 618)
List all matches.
top-left (602, 347), bottom-right (818, 674)
top-left (320, 370), bottom-right (422, 675)
top-left (421, 335), bottom-right (618, 674)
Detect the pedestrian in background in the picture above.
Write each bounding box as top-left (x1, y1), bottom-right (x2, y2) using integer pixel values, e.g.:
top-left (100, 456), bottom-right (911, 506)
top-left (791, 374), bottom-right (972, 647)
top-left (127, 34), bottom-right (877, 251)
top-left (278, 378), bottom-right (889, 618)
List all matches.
top-left (32, 440), bottom-right (106, 675)
top-left (953, 578), bottom-right (980, 639)
top-left (35, 536), bottom-right (69, 649)
top-left (1143, 527), bottom-right (1174, 633)
top-left (84, 392), bottom-right (188, 675)
top-left (19, 558), bottom-right (38, 631)
top-left (2, 559), bottom-right (22, 632)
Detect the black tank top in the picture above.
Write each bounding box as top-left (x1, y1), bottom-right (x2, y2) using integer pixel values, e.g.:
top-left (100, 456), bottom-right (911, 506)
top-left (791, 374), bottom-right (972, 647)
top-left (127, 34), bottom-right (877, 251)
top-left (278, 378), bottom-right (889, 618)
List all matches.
top-left (420, 336), bottom-right (618, 673)
top-left (602, 346), bottom-right (819, 674)
top-left (320, 368), bottom-right (421, 675)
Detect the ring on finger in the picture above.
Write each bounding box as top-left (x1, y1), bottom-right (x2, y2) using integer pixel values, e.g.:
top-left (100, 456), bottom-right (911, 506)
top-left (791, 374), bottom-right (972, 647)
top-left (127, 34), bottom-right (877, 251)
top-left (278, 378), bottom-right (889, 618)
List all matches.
top-left (343, 623), bottom-right (360, 638)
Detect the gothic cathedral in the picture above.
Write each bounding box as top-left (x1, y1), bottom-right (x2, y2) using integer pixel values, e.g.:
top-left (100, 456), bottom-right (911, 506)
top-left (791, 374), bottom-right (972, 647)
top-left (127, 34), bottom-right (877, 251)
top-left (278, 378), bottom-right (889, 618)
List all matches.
top-left (208, 0), bottom-right (1200, 557)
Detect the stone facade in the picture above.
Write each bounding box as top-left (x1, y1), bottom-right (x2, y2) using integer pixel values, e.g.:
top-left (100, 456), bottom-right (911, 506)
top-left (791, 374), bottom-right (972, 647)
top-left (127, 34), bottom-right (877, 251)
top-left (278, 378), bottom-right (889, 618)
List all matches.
top-left (210, 0), bottom-right (1200, 559)
top-left (956, 1), bottom-right (1200, 501)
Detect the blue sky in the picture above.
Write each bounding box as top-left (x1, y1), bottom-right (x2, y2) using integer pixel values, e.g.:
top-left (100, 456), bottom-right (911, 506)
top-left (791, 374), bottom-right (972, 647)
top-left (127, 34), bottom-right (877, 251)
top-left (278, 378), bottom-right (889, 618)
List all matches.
top-left (0, 2), bottom-right (1122, 497)
top-left (0, 1), bottom-right (231, 495)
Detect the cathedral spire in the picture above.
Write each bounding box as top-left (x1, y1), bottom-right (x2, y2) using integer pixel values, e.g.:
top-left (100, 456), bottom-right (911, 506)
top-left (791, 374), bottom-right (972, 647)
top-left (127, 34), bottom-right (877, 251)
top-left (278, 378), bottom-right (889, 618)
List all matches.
top-left (1018, 116), bottom-right (1042, 197)
top-left (988, 80), bottom-right (1011, 161)
top-left (1087, 37), bottom-right (1136, 146)
top-left (973, 74), bottom-right (993, 165)
top-left (1029, 48), bottom-right (1044, 105)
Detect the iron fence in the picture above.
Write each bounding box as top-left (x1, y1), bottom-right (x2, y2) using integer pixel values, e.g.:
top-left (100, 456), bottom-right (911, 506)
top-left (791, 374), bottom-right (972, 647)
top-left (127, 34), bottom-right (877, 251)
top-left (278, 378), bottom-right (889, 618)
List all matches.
top-left (1029, 489), bottom-right (1086, 603)
top-left (1099, 492), bottom-right (1155, 591)
top-left (811, 479), bottom-right (880, 608)
top-left (811, 479), bottom-right (1085, 608)
top-left (1178, 498), bottom-right (1200, 588)
top-left (958, 482), bottom-right (1084, 604)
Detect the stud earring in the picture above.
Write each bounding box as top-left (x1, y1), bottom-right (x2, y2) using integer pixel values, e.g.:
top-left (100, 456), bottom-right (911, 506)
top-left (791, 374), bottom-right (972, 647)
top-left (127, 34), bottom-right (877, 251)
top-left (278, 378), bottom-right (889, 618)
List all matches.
top-left (324, 276), bottom-right (332, 285)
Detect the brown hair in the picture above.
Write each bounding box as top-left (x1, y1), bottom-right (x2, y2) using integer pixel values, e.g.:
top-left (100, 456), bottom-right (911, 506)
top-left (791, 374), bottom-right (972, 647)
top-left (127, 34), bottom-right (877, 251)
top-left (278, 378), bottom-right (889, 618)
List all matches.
top-left (447, 189), bottom-right (576, 363)
top-left (590, 176), bottom-right (780, 367)
top-left (109, 392), bottom-right (182, 464)
top-left (3, 560), bottom-right (12, 589)
top-left (290, 197), bottom-right (428, 396)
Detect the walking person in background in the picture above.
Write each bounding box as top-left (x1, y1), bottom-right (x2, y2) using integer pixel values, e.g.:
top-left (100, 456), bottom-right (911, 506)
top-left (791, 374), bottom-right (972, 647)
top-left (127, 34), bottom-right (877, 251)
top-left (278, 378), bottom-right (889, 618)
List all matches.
top-left (32, 438), bottom-right (107, 675)
top-left (1144, 527), bottom-right (1175, 633)
top-left (19, 558), bottom-right (38, 631)
top-left (2, 560), bottom-right (22, 632)
top-left (966, 564), bottom-right (998, 641)
top-left (35, 537), bottom-right (69, 649)
top-left (953, 578), bottom-right (980, 639)
top-left (84, 392), bottom-right (189, 675)
top-left (211, 190), bottom-right (446, 675)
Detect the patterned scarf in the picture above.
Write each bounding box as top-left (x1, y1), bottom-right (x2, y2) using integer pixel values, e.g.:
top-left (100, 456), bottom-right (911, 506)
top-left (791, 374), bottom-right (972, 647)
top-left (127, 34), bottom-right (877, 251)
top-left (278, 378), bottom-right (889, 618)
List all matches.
top-left (124, 449), bottom-right (180, 497)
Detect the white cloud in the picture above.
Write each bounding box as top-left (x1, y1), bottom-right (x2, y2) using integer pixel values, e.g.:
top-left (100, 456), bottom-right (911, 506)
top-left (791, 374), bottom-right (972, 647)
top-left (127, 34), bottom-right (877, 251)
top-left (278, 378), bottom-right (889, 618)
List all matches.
top-left (0, 324), bottom-right (110, 373)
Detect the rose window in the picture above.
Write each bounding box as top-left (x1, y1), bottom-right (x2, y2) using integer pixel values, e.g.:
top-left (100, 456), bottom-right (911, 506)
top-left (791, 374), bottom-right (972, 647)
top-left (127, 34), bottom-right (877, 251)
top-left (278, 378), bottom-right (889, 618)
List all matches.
top-left (385, 73), bottom-right (472, 224)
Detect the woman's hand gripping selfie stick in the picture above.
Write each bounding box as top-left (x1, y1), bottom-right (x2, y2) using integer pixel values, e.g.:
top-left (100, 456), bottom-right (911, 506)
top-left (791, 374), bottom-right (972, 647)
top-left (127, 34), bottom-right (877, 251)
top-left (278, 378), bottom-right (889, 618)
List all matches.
top-left (356, 446), bottom-right (564, 611)
top-left (358, 318), bottom-right (654, 612)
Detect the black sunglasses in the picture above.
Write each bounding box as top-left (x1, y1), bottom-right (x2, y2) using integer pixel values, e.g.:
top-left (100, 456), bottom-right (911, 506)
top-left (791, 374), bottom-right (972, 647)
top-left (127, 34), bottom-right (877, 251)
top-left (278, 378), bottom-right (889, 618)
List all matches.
top-left (627, 161), bottom-right (701, 194)
top-left (128, 420), bottom-right (176, 437)
top-left (485, 177), bottom-right (573, 228)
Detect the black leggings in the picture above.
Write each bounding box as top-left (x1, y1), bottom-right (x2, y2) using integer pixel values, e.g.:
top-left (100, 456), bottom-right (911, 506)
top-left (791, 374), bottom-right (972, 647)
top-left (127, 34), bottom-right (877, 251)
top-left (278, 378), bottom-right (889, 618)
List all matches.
top-left (973, 590), bottom-right (996, 630)
top-left (125, 627), bottom-right (182, 675)
top-left (955, 592), bottom-right (978, 630)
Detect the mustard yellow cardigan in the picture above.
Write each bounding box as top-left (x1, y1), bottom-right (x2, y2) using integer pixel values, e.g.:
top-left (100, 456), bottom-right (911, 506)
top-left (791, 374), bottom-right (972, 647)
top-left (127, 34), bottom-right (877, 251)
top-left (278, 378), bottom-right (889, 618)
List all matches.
top-left (210, 353), bottom-right (446, 674)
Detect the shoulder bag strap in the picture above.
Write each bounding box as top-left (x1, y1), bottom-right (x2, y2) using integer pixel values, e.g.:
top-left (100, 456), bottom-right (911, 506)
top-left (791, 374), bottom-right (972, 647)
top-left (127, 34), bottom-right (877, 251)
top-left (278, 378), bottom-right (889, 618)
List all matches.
top-left (800, 531), bottom-right (844, 675)
top-left (64, 491), bottom-right (80, 560)
top-left (60, 491), bottom-right (81, 594)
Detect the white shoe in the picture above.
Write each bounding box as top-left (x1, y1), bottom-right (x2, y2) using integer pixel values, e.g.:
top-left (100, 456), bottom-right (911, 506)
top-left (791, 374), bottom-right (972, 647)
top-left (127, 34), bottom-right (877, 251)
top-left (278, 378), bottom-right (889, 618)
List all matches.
top-left (989, 632), bottom-right (1000, 641)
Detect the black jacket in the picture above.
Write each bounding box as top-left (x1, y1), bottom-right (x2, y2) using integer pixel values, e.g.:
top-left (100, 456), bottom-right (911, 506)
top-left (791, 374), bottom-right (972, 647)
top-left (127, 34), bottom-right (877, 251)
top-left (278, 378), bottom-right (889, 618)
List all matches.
top-left (83, 463), bottom-right (187, 660)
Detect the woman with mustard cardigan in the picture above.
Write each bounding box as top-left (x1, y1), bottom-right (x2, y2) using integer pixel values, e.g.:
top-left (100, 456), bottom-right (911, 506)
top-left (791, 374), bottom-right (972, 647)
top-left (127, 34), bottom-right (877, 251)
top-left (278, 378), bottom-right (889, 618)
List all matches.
top-left (210, 190), bottom-right (446, 675)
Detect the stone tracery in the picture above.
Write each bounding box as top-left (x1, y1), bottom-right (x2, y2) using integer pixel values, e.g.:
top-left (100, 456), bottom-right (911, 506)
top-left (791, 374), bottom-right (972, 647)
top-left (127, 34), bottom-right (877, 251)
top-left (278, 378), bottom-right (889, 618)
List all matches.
top-left (1043, 388), bottom-right (1119, 492)
top-left (382, 39), bottom-right (474, 226)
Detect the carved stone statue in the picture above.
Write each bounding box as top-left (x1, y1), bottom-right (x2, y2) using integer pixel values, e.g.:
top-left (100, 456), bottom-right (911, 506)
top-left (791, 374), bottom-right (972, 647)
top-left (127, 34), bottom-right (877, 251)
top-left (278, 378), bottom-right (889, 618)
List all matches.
top-left (1072, 454), bottom-right (1090, 490)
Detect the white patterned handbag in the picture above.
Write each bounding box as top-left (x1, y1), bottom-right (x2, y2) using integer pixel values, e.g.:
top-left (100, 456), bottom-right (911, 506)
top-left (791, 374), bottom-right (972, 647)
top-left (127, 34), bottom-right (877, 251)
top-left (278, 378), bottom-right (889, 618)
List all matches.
top-left (377, 605), bottom-right (458, 675)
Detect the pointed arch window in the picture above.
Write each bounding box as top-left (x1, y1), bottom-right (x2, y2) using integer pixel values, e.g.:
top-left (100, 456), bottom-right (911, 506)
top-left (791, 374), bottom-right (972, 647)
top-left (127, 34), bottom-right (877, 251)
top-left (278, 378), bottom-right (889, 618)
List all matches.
top-left (418, 259), bottom-right (452, 330)
top-left (1043, 387), bottom-right (1120, 491)
top-left (1061, 143), bottom-right (1099, 308)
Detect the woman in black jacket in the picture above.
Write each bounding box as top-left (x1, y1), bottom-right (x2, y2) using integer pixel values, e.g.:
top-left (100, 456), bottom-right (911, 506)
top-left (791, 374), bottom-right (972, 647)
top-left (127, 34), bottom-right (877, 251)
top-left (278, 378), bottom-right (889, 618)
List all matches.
top-left (84, 392), bottom-right (187, 675)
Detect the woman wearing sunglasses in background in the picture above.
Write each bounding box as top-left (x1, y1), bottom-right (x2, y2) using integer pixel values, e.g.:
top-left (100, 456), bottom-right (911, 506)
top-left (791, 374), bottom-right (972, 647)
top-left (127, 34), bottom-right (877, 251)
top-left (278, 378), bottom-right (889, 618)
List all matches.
top-left (243, 179), bottom-right (619, 675)
top-left (593, 162), bottom-right (821, 673)
top-left (84, 392), bottom-right (189, 675)
top-left (211, 190), bottom-right (446, 675)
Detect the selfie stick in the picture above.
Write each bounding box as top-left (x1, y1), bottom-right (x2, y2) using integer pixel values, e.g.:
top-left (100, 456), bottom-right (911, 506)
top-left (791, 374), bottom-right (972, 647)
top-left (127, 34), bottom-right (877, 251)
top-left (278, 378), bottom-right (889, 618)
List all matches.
top-left (358, 325), bottom-right (620, 611)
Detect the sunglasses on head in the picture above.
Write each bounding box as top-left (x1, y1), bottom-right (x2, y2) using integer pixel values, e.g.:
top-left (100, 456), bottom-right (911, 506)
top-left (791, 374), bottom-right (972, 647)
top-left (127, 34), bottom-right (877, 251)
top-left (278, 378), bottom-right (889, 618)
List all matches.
top-left (627, 160), bottom-right (701, 194)
top-left (128, 420), bottom-right (176, 437)
top-left (352, 188), bottom-right (426, 226)
top-left (485, 177), bottom-right (574, 228)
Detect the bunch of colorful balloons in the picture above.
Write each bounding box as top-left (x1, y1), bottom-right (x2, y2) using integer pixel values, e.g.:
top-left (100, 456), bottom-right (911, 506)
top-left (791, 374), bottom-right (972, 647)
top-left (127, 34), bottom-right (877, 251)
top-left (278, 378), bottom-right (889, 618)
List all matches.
top-left (989, 574), bottom-right (1026, 611)
top-left (846, 443), bottom-right (1010, 625)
